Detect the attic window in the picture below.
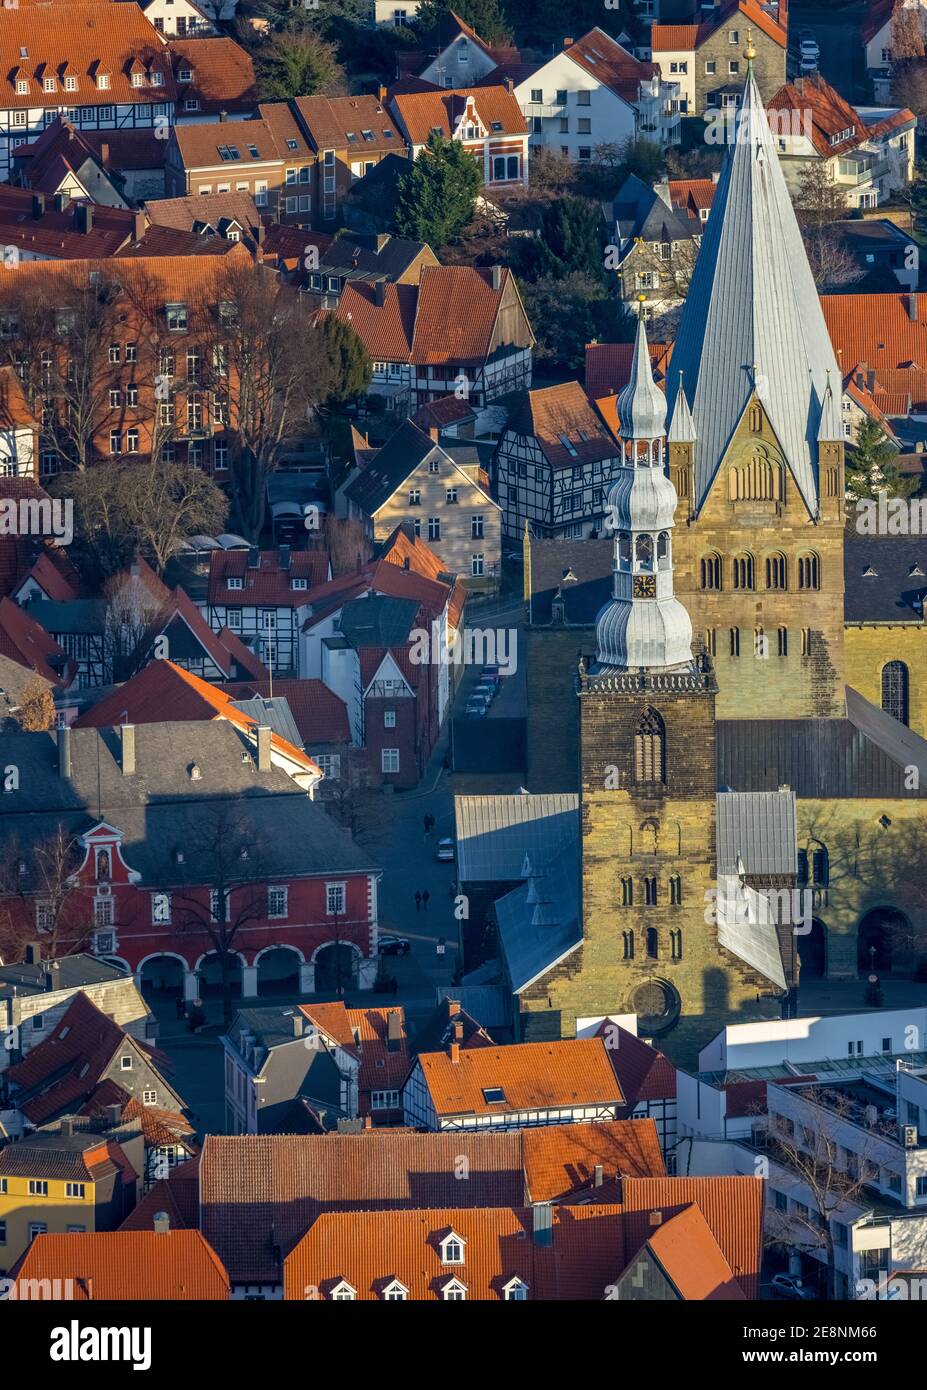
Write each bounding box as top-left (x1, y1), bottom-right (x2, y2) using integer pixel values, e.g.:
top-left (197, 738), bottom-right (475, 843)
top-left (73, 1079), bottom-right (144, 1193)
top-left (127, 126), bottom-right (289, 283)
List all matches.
top-left (431, 125), bottom-right (443, 136)
top-left (862, 565), bottom-right (878, 577)
top-left (43, 76), bottom-right (57, 93)
top-left (491, 121), bottom-right (503, 131)
top-left (910, 564), bottom-right (925, 577)
top-left (179, 68), bottom-right (194, 82)
top-left (482, 1086), bottom-right (506, 1104)
top-left (65, 76), bottom-right (77, 92)
top-left (218, 145), bottom-right (240, 161)
top-left (286, 138), bottom-right (298, 150)
top-left (97, 73), bottom-right (110, 90)
top-left (558, 434), bottom-right (578, 457)
top-left (347, 131), bottom-right (357, 141)
top-left (291, 577), bottom-right (308, 590)
top-left (439, 1232), bottom-right (465, 1264)
top-left (383, 129), bottom-right (393, 137)
top-left (227, 576), bottom-right (244, 589)
top-left (361, 129), bottom-right (373, 141)
top-left (16, 80), bottom-right (28, 95)
top-left (248, 145), bottom-right (260, 159)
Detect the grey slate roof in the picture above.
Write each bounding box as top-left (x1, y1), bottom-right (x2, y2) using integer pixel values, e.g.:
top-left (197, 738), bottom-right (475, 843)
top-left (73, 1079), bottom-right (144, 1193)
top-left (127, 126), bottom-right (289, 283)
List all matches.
top-left (0, 954), bottom-right (128, 999)
top-left (319, 232), bottom-right (430, 283)
top-left (24, 598), bottom-right (104, 635)
top-left (230, 695), bottom-right (304, 749)
top-left (716, 790), bottom-right (797, 877)
top-left (609, 174), bottom-right (697, 249)
top-left (716, 688), bottom-right (927, 799)
top-left (454, 793), bottom-right (579, 883)
top-left (344, 419), bottom-right (440, 515)
top-left (527, 536), bottom-right (614, 625)
top-left (0, 651), bottom-right (55, 715)
top-left (665, 69), bottom-right (841, 517)
top-left (0, 722), bottom-right (379, 885)
top-left (493, 833), bottom-right (582, 994)
top-left (339, 594), bottom-right (419, 648)
top-left (844, 533), bottom-right (927, 622)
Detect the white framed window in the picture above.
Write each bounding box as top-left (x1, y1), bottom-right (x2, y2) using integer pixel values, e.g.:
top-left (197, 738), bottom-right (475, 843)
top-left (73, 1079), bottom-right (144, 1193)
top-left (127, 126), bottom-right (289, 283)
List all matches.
top-left (151, 892), bottom-right (172, 924)
top-left (384, 710), bottom-right (396, 728)
top-left (441, 1278), bottom-right (467, 1300)
top-left (315, 753), bottom-right (341, 780)
top-left (29, 1180), bottom-right (49, 1196)
top-left (15, 80), bottom-right (28, 95)
top-left (166, 302), bottom-right (188, 332)
top-left (381, 748), bottom-right (400, 774)
top-left (268, 886), bottom-right (288, 919)
top-left (97, 74), bottom-right (111, 90)
top-left (93, 930), bottom-right (116, 956)
top-left (326, 882), bottom-right (346, 915)
top-left (227, 576), bottom-right (244, 590)
top-left (503, 1277), bottom-right (528, 1300)
top-left (142, 1089), bottom-right (158, 1106)
top-left (65, 75), bottom-right (77, 92)
top-left (471, 554), bottom-right (484, 577)
top-left (439, 1231), bottom-right (465, 1264)
top-left (382, 1280), bottom-right (408, 1300)
top-left (65, 1182), bottom-right (85, 1198)
top-left (94, 898), bottom-right (113, 928)
top-left (28, 1222), bottom-right (48, 1239)
top-left (330, 1281), bottom-right (356, 1300)
top-left (371, 1089), bottom-right (400, 1109)
top-left (120, 1054), bottom-right (132, 1070)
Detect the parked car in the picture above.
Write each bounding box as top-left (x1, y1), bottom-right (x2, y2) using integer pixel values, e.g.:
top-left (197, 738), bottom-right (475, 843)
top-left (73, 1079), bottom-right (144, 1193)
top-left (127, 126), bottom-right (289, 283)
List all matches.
top-left (478, 671), bottom-right (500, 692)
top-left (771, 1273), bottom-right (816, 1300)
top-left (473, 682), bottom-right (496, 704)
top-left (436, 837), bottom-right (455, 862)
top-left (482, 665), bottom-right (501, 679)
top-left (378, 934), bottom-right (410, 956)
top-left (466, 699), bottom-right (489, 718)
top-left (799, 30), bottom-right (818, 48)
top-left (799, 53), bottom-right (818, 73)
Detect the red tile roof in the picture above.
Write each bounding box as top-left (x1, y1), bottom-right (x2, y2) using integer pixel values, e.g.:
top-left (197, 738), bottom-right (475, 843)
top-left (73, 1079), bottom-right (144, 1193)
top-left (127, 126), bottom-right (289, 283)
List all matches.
top-left (585, 338), bottom-right (672, 401)
top-left (119, 1155), bottom-right (201, 1232)
top-left (300, 1002), bottom-right (410, 1112)
top-left (283, 1203), bottom-right (626, 1300)
top-left (293, 93), bottom-right (405, 154)
top-left (389, 84), bottom-right (527, 147)
top-left (0, 478), bottom-right (50, 597)
top-left (414, 1037), bottom-right (624, 1119)
top-left (622, 1176), bottom-right (764, 1299)
top-left (0, 186), bottom-right (137, 259)
top-left (505, 381), bottom-right (620, 469)
top-left (14, 548), bottom-right (80, 602)
top-left (667, 177), bottom-right (718, 216)
top-left (598, 1026), bottom-right (677, 1107)
top-left (12, 1230), bottom-right (230, 1299)
top-left (0, 595), bottom-right (75, 687)
top-left (564, 29), bottom-right (657, 103)
top-left (652, 0), bottom-right (786, 51)
top-left (337, 280), bottom-right (417, 361)
top-left (411, 395), bottom-right (476, 430)
top-left (169, 36), bottom-right (257, 117)
top-left (412, 264), bottom-right (521, 365)
top-left (207, 548), bottom-right (330, 606)
top-left (768, 74), bottom-right (910, 158)
top-left (821, 290), bottom-right (927, 411)
top-left (220, 677), bottom-right (351, 746)
top-left (644, 1203), bottom-right (746, 1300)
top-left (522, 1118), bottom-right (664, 1201)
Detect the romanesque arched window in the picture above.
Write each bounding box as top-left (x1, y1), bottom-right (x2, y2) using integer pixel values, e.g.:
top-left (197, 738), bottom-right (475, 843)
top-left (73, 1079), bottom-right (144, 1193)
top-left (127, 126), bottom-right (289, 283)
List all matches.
top-left (646, 926), bottom-right (659, 957)
top-left (657, 531), bottom-right (670, 568)
top-left (811, 844), bottom-right (829, 887)
top-left (765, 552), bottom-right (788, 591)
top-left (881, 661), bottom-right (909, 726)
top-left (729, 627), bottom-right (740, 657)
top-left (732, 553), bottom-right (755, 590)
top-left (621, 877), bottom-right (634, 907)
top-left (777, 626), bottom-right (788, 657)
top-left (700, 552), bottom-right (722, 591)
top-left (639, 819), bottom-right (659, 854)
top-left (623, 929), bottom-right (634, 960)
top-left (798, 552), bottom-right (820, 591)
top-left (670, 928), bottom-right (683, 960)
top-left (634, 708), bottom-right (665, 784)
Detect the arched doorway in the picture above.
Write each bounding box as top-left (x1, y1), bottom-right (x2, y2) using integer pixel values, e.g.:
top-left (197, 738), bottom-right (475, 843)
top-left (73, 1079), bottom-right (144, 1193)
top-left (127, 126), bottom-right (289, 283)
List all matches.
top-left (138, 954), bottom-right (186, 996)
top-left (858, 908), bottom-right (910, 975)
top-left (255, 946), bottom-right (302, 996)
top-left (313, 942), bottom-right (359, 995)
top-left (197, 951), bottom-right (243, 997)
top-left (798, 919), bottom-right (827, 978)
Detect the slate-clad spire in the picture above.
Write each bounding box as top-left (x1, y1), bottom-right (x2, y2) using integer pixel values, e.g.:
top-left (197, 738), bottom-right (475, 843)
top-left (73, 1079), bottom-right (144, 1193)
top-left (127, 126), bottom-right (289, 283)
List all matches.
top-left (617, 303), bottom-right (667, 442)
top-left (664, 65), bottom-right (841, 518)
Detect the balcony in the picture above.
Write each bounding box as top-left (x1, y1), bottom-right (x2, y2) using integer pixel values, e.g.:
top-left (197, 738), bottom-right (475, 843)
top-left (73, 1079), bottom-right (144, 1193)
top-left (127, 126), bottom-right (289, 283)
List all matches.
top-left (524, 100), bottom-right (565, 119)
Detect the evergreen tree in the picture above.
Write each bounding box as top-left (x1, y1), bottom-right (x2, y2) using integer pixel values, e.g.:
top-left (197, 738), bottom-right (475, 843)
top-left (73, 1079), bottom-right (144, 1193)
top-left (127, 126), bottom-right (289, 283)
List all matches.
top-left (254, 28), bottom-right (345, 101)
top-left (317, 316), bottom-right (372, 404)
top-left (513, 195), bottom-right (605, 282)
top-left (414, 0), bottom-right (512, 46)
top-left (846, 416), bottom-right (915, 501)
top-left (394, 134), bottom-right (482, 247)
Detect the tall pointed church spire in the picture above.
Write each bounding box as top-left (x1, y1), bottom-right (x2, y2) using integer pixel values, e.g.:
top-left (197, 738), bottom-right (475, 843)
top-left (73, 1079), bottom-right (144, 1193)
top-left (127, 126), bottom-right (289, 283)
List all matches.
top-left (596, 311), bottom-right (693, 671)
top-left (665, 59), bottom-right (841, 519)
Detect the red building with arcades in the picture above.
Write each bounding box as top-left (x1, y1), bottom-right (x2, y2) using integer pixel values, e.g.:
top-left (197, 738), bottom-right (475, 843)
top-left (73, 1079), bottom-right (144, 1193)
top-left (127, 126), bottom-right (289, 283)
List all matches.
top-left (0, 720), bottom-right (382, 1001)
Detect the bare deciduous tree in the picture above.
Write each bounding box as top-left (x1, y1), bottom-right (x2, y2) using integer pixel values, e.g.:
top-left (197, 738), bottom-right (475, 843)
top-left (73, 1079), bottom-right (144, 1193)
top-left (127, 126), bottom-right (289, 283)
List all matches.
top-left (0, 827), bottom-right (90, 962)
top-left (102, 569), bottom-right (172, 682)
top-left (802, 227), bottom-right (865, 290)
top-left (12, 680), bottom-right (57, 732)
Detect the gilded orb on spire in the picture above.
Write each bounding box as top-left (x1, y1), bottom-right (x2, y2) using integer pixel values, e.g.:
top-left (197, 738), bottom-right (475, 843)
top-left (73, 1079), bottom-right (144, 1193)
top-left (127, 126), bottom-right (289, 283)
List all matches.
top-left (744, 28), bottom-right (757, 64)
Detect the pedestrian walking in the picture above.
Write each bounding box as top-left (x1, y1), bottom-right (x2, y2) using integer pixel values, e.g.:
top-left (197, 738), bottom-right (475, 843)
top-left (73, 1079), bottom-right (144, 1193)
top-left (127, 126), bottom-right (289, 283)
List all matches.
top-left (422, 889), bottom-right (430, 911)
top-left (415, 890), bottom-right (422, 912)
top-left (423, 813), bottom-right (432, 836)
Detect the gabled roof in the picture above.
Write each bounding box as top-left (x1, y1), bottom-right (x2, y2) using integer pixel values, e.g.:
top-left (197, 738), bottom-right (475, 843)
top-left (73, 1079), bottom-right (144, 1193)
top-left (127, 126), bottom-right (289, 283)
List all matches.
top-left (503, 381), bottom-right (620, 469)
top-left (768, 73), bottom-right (914, 159)
top-left (642, 1203), bottom-right (746, 1300)
top-left (119, 1155), bottom-right (200, 1232)
top-left (14, 548), bottom-right (80, 603)
top-left (300, 1002), bottom-right (410, 1104)
top-left (343, 417), bottom-right (437, 510)
top-left (861, 0), bottom-right (898, 43)
top-left (665, 69), bottom-right (840, 517)
top-left (0, 595), bottom-right (75, 687)
top-left (622, 1176), bottom-right (764, 1298)
top-left (610, 173), bottom-right (696, 245)
top-left (389, 83), bottom-right (527, 145)
top-left (169, 36), bottom-right (257, 116)
top-left (336, 280), bottom-right (417, 362)
top-left (0, 1127), bottom-right (133, 1183)
top-left (4, 992), bottom-right (175, 1126)
top-left (319, 231), bottom-right (435, 283)
top-left (667, 177), bottom-right (718, 218)
top-left (585, 338), bottom-right (672, 403)
top-left (821, 290), bottom-right (927, 378)
top-left (12, 1230), bottom-right (230, 1299)
top-left (339, 593), bottom-right (420, 649)
top-left (563, 28), bottom-right (657, 103)
top-left (414, 1037), bottom-right (623, 1117)
top-left (220, 678), bottom-right (351, 747)
top-left (522, 1118), bottom-right (664, 1200)
top-left (293, 93), bottom-right (404, 153)
top-left (411, 394), bottom-right (476, 430)
top-left (651, 0), bottom-right (786, 51)
top-left (172, 117), bottom-right (282, 170)
top-left (598, 1026), bottom-right (677, 1107)
top-left (145, 191), bottom-right (261, 237)
top-left (207, 548), bottom-right (329, 605)
top-left (413, 264), bottom-right (527, 363)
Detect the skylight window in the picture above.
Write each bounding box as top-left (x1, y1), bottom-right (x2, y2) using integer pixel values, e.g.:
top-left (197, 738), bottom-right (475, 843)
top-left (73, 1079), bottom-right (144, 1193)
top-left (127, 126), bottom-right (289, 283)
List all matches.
top-left (482, 1086), bottom-right (506, 1104)
top-left (346, 131), bottom-right (357, 141)
top-left (383, 129), bottom-right (393, 137)
top-left (361, 129), bottom-right (373, 141)
top-left (248, 145), bottom-right (260, 158)
top-left (491, 121), bottom-right (502, 131)
top-left (286, 138), bottom-right (298, 150)
top-left (558, 434), bottom-right (578, 457)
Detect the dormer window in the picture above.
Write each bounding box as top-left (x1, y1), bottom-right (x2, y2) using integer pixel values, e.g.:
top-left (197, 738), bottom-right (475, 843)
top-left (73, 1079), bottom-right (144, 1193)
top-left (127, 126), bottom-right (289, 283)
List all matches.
top-left (152, 71), bottom-right (164, 87)
top-left (439, 1231), bottom-right (465, 1265)
top-left (97, 73), bottom-right (110, 90)
top-left (179, 67), bottom-right (194, 83)
top-left (227, 576), bottom-right (243, 590)
top-left (43, 76), bottom-right (57, 93)
top-left (166, 302), bottom-right (188, 332)
top-left (132, 72), bottom-right (144, 88)
top-left (381, 1281), bottom-right (408, 1301)
top-left (64, 75), bottom-right (77, 92)
top-left (329, 1281), bottom-right (356, 1301)
top-left (291, 577), bottom-right (308, 590)
top-left (16, 80), bottom-right (28, 95)
top-left (441, 1278), bottom-right (467, 1301)
top-left (503, 1277), bottom-right (528, 1300)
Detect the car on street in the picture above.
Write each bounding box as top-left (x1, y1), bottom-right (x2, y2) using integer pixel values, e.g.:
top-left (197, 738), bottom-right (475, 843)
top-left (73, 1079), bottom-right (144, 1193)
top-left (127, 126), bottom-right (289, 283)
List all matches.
top-left (466, 697), bottom-right (490, 718)
top-left (799, 53), bottom-right (819, 73)
top-left (436, 837), bottom-right (455, 862)
top-left (473, 681), bottom-right (496, 703)
top-left (377, 934), bottom-right (411, 956)
top-left (799, 30), bottom-right (819, 53)
top-left (771, 1273), bottom-right (816, 1300)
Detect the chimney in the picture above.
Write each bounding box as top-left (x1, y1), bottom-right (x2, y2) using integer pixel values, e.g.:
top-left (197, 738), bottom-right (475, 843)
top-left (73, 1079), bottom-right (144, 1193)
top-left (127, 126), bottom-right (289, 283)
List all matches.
top-left (711, 170), bottom-right (720, 184)
top-left (795, 76), bottom-right (804, 96)
top-left (24, 942), bottom-right (42, 965)
top-left (428, 426), bottom-right (439, 443)
top-left (120, 723), bottom-right (136, 776)
top-left (219, 109), bottom-right (228, 123)
top-left (78, 1277), bottom-right (94, 1300)
top-left (449, 1039), bottom-right (460, 1064)
top-left (133, 209), bottom-right (146, 243)
top-left (504, 76), bottom-right (514, 92)
top-left (58, 725), bottom-right (71, 779)
top-left (387, 1009), bottom-right (402, 1052)
top-left (74, 202), bottom-right (93, 234)
top-left (374, 279), bottom-right (387, 307)
top-left (648, 1209), bottom-right (663, 1227)
top-left (378, 85), bottom-right (387, 103)
top-left (256, 221), bottom-right (265, 245)
top-left (291, 1012), bottom-right (304, 1037)
top-left (532, 1202), bottom-right (553, 1247)
top-left (907, 293), bottom-right (918, 322)
top-left (100, 142), bottom-right (110, 165)
top-left (593, 1163), bottom-right (604, 1188)
top-left (563, 36), bottom-right (574, 48)
top-left (256, 724), bottom-right (272, 773)
top-left (447, 998), bottom-right (461, 1018)
top-left (153, 1211), bottom-right (170, 1234)
top-left (491, 265), bottom-right (502, 292)
top-left (452, 1018), bottom-right (463, 1042)
top-left (31, 192), bottom-right (45, 219)
top-left (106, 1103), bottom-right (122, 1127)
top-left (60, 1116), bottom-right (74, 1136)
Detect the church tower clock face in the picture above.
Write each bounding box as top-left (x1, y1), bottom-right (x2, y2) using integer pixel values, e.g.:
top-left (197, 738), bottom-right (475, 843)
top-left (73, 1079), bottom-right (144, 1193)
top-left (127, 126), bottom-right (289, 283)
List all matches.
top-left (633, 575), bottom-right (656, 599)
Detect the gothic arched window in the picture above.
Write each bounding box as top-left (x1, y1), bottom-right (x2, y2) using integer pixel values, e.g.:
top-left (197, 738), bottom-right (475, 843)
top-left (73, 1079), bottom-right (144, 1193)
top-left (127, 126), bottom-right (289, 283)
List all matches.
top-left (732, 553), bottom-right (754, 590)
top-left (700, 552), bottom-right (722, 591)
top-left (811, 844), bottom-right (829, 887)
top-left (798, 552), bottom-right (820, 591)
top-left (881, 661), bottom-right (909, 726)
top-left (634, 708), bottom-right (665, 784)
top-left (622, 929), bottom-right (634, 960)
top-left (618, 531), bottom-right (632, 568)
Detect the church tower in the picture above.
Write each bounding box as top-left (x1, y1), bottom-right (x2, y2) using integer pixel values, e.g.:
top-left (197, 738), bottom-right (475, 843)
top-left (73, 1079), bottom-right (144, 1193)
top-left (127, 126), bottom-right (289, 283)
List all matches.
top-left (665, 47), bottom-right (846, 719)
top-left (520, 309), bottom-right (786, 1064)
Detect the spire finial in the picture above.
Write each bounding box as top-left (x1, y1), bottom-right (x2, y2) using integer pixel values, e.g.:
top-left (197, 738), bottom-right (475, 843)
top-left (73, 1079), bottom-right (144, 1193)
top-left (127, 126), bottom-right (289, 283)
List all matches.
top-left (744, 28), bottom-right (756, 68)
